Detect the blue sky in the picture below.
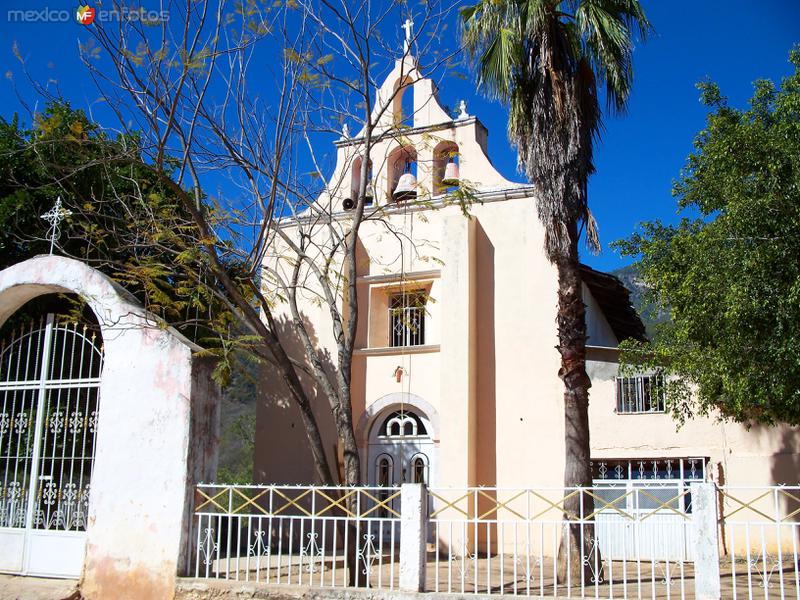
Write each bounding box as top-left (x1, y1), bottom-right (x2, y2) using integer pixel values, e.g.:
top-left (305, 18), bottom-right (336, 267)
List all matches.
top-left (1, 1), bottom-right (798, 272)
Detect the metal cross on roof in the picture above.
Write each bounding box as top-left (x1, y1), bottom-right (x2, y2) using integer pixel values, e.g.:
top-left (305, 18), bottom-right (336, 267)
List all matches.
top-left (40, 197), bottom-right (72, 255)
top-left (402, 18), bottom-right (414, 53)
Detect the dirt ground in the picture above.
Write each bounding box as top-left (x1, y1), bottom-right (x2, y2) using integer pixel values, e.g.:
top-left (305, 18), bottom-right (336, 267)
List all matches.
top-left (194, 551), bottom-right (800, 599)
top-left (0, 575), bottom-right (78, 600)
top-left (2, 554), bottom-right (798, 599)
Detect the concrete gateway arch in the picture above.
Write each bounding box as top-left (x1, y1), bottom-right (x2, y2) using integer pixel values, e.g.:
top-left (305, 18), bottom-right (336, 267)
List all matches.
top-left (0, 255), bottom-right (219, 599)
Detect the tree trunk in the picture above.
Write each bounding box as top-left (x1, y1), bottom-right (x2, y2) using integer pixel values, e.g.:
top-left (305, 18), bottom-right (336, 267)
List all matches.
top-left (555, 237), bottom-right (603, 586)
top-left (333, 389), bottom-right (362, 586)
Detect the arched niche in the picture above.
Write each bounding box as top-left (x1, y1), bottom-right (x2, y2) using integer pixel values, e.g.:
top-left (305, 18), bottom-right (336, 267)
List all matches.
top-left (365, 403), bottom-right (437, 487)
top-left (392, 76), bottom-right (415, 128)
top-left (433, 140), bottom-right (460, 194)
top-left (350, 154), bottom-right (374, 208)
top-left (387, 145), bottom-right (418, 203)
top-left (0, 255), bottom-right (219, 600)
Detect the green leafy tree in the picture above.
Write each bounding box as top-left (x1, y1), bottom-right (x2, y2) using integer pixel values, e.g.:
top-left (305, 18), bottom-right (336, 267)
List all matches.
top-left (616, 48), bottom-right (800, 427)
top-left (0, 101), bottom-right (263, 479)
top-left (460, 0), bottom-right (651, 579)
top-left (0, 101), bottom-right (239, 347)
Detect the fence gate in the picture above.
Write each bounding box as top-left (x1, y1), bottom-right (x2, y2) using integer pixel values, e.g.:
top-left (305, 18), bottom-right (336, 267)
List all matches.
top-left (0, 314), bottom-right (103, 577)
top-left (592, 457), bottom-right (706, 561)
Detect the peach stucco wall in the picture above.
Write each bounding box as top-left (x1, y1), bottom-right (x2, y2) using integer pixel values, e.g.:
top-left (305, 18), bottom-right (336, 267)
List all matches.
top-left (588, 352), bottom-right (799, 487)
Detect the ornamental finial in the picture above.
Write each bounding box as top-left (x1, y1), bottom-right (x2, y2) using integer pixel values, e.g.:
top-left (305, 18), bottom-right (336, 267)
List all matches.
top-left (40, 197), bottom-right (72, 255)
top-left (457, 100), bottom-right (469, 120)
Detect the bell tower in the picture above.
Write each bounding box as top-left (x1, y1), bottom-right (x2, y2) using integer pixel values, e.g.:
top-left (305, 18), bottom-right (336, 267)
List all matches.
top-left (326, 18), bottom-right (517, 211)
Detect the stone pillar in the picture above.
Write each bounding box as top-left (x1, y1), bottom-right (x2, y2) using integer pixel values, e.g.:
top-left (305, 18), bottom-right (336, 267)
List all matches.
top-left (399, 483), bottom-right (428, 592)
top-left (692, 482), bottom-right (721, 600)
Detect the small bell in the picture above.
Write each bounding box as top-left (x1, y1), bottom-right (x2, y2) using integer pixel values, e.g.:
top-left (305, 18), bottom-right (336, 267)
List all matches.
top-left (442, 159), bottom-right (460, 186)
top-left (393, 172), bottom-right (417, 202)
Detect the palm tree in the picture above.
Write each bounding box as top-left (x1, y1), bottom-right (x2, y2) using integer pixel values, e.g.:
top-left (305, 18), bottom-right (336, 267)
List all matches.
top-left (461, 0), bottom-right (650, 582)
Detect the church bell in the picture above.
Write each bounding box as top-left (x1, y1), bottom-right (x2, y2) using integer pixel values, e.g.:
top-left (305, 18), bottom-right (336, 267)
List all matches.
top-left (441, 159), bottom-right (460, 186)
top-left (393, 172), bottom-right (417, 202)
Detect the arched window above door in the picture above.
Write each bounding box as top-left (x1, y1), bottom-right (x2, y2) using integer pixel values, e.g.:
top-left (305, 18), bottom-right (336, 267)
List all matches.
top-left (378, 410), bottom-right (427, 438)
top-left (367, 404), bottom-right (436, 489)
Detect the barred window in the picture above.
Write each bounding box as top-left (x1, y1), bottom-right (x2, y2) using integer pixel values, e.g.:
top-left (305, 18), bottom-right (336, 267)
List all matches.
top-left (616, 375), bottom-right (665, 413)
top-left (592, 458), bottom-right (706, 482)
top-left (389, 292), bottom-right (426, 347)
top-left (592, 457), bottom-right (707, 514)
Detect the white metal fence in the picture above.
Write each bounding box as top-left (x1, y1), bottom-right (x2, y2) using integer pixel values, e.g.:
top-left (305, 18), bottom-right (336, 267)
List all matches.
top-left (191, 484), bottom-right (401, 588)
top-left (428, 485), bottom-right (696, 598)
top-left (189, 483), bottom-right (800, 599)
top-left (0, 316), bottom-right (102, 533)
top-left (718, 486), bottom-right (800, 599)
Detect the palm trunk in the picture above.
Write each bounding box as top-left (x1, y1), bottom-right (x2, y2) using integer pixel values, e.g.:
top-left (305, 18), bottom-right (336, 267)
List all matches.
top-left (555, 236), bottom-right (603, 585)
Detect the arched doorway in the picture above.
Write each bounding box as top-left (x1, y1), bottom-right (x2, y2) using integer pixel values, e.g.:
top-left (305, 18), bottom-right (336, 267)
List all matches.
top-left (0, 307), bottom-right (103, 576)
top-left (368, 408), bottom-right (435, 487)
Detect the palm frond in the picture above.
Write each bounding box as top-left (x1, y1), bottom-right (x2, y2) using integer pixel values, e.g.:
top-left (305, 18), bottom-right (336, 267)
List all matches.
top-left (461, 0), bottom-right (522, 101)
top-left (460, 0), bottom-right (650, 262)
top-left (584, 207), bottom-right (601, 254)
top-left (477, 28), bottom-right (519, 100)
top-left (576, 0), bottom-right (651, 113)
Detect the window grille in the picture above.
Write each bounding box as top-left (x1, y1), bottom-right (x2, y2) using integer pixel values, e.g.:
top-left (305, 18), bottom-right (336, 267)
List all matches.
top-left (389, 292), bottom-right (426, 347)
top-left (591, 457), bottom-right (707, 514)
top-left (616, 375), bottom-right (665, 413)
top-left (592, 457), bottom-right (706, 482)
top-left (374, 455), bottom-right (394, 518)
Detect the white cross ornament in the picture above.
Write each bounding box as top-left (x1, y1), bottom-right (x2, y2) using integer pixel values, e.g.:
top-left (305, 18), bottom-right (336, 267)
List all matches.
top-left (402, 18), bottom-right (414, 53)
top-left (40, 196), bottom-right (72, 255)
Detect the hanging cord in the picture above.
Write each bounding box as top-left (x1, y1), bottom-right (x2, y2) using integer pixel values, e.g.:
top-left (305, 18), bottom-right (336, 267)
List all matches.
top-left (398, 159), bottom-right (415, 430)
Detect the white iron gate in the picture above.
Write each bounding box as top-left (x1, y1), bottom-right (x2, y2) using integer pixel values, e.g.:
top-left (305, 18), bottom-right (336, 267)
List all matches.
top-left (593, 457), bottom-right (706, 561)
top-left (0, 314), bottom-right (102, 577)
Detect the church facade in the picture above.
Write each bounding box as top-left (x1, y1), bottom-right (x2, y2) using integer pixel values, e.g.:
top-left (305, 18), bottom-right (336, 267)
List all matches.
top-left (255, 51), bottom-right (799, 501)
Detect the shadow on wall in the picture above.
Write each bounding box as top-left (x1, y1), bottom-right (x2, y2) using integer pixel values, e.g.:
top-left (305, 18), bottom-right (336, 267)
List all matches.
top-left (771, 428), bottom-right (800, 550)
top-left (770, 428), bottom-right (800, 486)
top-left (713, 422), bottom-right (800, 558)
top-left (211, 312), bottom-right (347, 568)
top-left (254, 315), bottom-right (339, 486)
top-left (475, 220), bottom-right (497, 489)
top-left (474, 220), bottom-right (498, 554)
